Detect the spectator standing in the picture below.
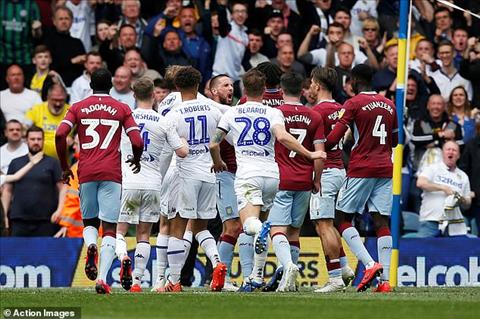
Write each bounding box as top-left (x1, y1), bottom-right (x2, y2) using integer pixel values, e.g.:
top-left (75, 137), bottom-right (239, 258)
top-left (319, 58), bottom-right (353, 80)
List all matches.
top-left (123, 48), bottom-right (161, 85)
top-left (0, 120), bottom-right (28, 174)
top-left (116, 0), bottom-right (147, 48)
top-left (70, 52), bottom-right (103, 104)
top-left (0, 0), bottom-right (42, 90)
top-left (447, 85), bottom-right (478, 144)
top-left (261, 10), bottom-right (286, 59)
top-left (43, 6), bottom-right (86, 87)
top-left (212, 1), bottom-right (249, 97)
top-left (415, 141), bottom-right (472, 237)
top-left (242, 29), bottom-right (269, 72)
top-left (430, 41), bottom-right (473, 102)
top-left (110, 66), bottom-right (135, 110)
top-left (1, 126), bottom-right (66, 236)
top-left (25, 84), bottom-right (70, 159)
top-left (271, 44), bottom-right (305, 78)
top-left (66, 0), bottom-right (95, 52)
top-left (296, 0), bottom-right (335, 50)
top-left (349, 0), bottom-right (378, 37)
top-left (0, 64), bottom-right (42, 125)
top-left (29, 45), bottom-right (53, 96)
top-left (459, 123), bottom-right (480, 237)
top-left (372, 40), bottom-right (398, 93)
top-left (153, 78), bottom-right (171, 106)
top-left (92, 20), bottom-right (115, 53)
top-left (459, 37), bottom-right (480, 104)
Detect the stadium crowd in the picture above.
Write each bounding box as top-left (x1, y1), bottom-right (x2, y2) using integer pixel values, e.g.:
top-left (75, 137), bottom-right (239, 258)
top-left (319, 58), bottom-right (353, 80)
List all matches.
top-left (0, 0), bottom-right (479, 240)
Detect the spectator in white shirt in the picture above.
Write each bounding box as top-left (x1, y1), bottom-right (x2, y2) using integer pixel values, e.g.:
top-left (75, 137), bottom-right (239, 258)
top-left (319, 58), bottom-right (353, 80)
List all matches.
top-left (66, 0), bottom-right (95, 52)
top-left (431, 40), bottom-right (473, 102)
top-left (69, 52), bottom-right (103, 104)
top-left (415, 141), bottom-right (472, 237)
top-left (110, 66), bottom-right (135, 110)
top-left (0, 119), bottom-right (28, 174)
top-left (0, 65), bottom-right (41, 125)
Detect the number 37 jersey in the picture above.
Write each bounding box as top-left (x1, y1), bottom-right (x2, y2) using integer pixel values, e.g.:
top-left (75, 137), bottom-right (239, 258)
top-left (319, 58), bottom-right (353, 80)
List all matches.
top-left (62, 94), bottom-right (140, 184)
top-left (218, 101), bottom-right (285, 180)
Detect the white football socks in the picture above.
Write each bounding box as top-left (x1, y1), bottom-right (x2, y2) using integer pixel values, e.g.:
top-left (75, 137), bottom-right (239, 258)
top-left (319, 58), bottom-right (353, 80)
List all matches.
top-left (183, 230), bottom-right (193, 258)
top-left (196, 230), bottom-right (221, 268)
top-left (83, 226), bottom-right (98, 248)
top-left (167, 237), bottom-right (186, 284)
top-left (155, 233), bottom-right (169, 282)
top-left (99, 235), bottom-right (116, 282)
top-left (238, 232), bottom-right (254, 279)
top-left (378, 235), bottom-right (392, 281)
top-left (132, 241), bottom-right (150, 286)
top-left (272, 233), bottom-right (292, 268)
top-left (342, 227), bottom-right (375, 268)
top-left (115, 233), bottom-right (128, 261)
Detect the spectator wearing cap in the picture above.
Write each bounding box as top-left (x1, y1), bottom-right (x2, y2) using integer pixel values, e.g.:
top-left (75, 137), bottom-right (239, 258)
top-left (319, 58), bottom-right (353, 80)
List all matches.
top-left (0, 64), bottom-right (42, 125)
top-left (271, 44), bottom-right (305, 78)
top-left (430, 41), bottom-right (473, 102)
top-left (110, 66), bottom-right (135, 110)
top-left (116, 0), bottom-right (147, 48)
top-left (212, 1), bottom-right (249, 97)
top-left (65, 0), bottom-right (95, 52)
top-left (242, 29), bottom-right (269, 72)
top-left (261, 9), bottom-right (286, 59)
top-left (43, 6), bottom-right (86, 87)
top-left (69, 52), bottom-right (103, 104)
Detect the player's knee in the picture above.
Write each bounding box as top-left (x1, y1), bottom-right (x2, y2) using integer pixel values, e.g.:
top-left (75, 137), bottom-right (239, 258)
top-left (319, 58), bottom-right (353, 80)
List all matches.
top-left (83, 217), bottom-right (100, 229)
top-left (315, 219), bottom-right (333, 236)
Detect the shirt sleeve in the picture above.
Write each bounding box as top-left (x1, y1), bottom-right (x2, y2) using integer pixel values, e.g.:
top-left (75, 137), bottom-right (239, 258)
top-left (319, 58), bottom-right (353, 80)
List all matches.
top-left (61, 105), bottom-right (78, 128)
top-left (165, 120), bottom-right (184, 150)
top-left (326, 101), bottom-right (353, 148)
top-left (217, 110), bottom-right (231, 133)
top-left (461, 173), bottom-right (471, 198)
top-left (270, 108), bottom-right (285, 127)
top-left (313, 113), bottom-right (326, 144)
top-left (418, 164), bottom-right (434, 180)
top-left (25, 105), bottom-right (37, 126)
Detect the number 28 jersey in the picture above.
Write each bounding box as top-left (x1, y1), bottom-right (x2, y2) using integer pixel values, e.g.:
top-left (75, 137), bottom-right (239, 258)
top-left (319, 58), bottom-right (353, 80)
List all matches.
top-left (218, 101), bottom-right (285, 180)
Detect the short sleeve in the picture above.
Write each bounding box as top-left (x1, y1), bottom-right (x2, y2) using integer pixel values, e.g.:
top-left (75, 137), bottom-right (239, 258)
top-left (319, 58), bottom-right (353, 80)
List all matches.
top-left (270, 108), bottom-right (285, 127)
top-left (313, 113), bottom-right (326, 143)
top-left (62, 105), bottom-right (78, 128)
top-left (165, 120), bottom-right (184, 150)
top-left (338, 99), bottom-right (355, 127)
top-left (419, 164), bottom-right (435, 180)
top-left (218, 110), bottom-right (232, 132)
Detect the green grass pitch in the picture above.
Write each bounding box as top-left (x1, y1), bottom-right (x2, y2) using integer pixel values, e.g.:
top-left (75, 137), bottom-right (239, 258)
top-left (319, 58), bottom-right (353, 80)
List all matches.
top-left (1, 287), bottom-right (479, 319)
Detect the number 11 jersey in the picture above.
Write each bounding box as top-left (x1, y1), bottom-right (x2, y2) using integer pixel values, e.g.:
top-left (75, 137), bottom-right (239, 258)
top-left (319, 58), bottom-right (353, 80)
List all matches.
top-left (218, 101), bottom-right (285, 180)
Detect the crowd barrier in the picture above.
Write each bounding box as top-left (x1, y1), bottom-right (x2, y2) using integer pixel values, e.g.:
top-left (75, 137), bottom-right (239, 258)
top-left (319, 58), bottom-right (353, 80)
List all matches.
top-left (1, 237), bottom-right (479, 288)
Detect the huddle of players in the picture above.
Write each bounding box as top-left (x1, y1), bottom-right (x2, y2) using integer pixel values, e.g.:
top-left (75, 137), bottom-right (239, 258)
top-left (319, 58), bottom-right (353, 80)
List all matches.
top-left (56, 60), bottom-right (397, 294)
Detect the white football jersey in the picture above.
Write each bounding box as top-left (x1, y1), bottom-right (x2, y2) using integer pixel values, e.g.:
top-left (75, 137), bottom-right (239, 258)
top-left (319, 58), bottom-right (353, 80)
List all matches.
top-left (218, 101), bottom-right (285, 179)
top-left (157, 92), bottom-right (208, 116)
top-left (166, 99), bottom-right (223, 183)
top-left (121, 108), bottom-right (184, 190)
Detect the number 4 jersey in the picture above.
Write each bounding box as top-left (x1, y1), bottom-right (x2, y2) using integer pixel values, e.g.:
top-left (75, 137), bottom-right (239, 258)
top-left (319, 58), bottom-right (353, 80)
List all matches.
top-left (218, 101), bottom-right (285, 180)
top-left (60, 94), bottom-right (141, 184)
top-left (328, 92), bottom-right (398, 178)
top-left (275, 103), bottom-right (325, 191)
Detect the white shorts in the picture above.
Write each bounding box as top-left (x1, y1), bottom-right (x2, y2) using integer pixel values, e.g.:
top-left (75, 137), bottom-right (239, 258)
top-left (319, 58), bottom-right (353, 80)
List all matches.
top-left (176, 177), bottom-right (217, 220)
top-left (310, 168), bottom-right (346, 220)
top-left (216, 171), bottom-right (239, 222)
top-left (119, 189), bottom-right (161, 224)
top-left (234, 177), bottom-right (279, 212)
top-left (159, 166), bottom-right (180, 218)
